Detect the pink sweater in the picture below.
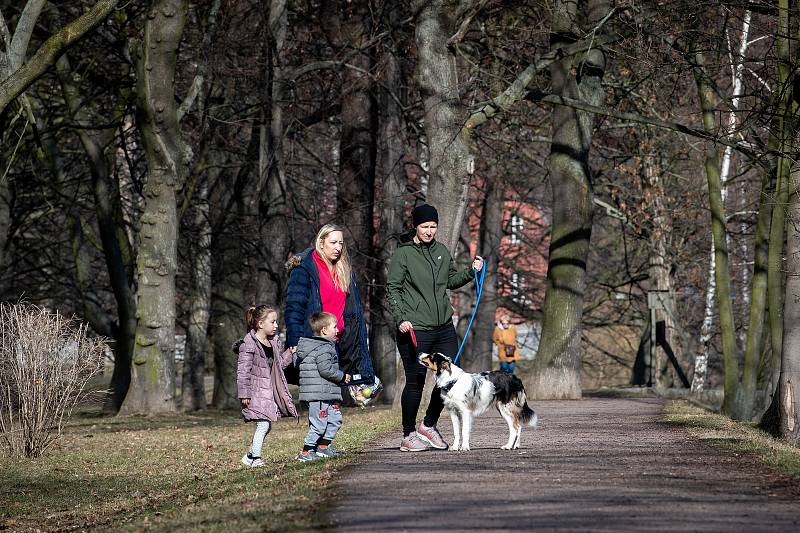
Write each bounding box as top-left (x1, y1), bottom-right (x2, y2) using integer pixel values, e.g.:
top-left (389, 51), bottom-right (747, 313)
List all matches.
top-left (312, 251), bottom-right (346, 332)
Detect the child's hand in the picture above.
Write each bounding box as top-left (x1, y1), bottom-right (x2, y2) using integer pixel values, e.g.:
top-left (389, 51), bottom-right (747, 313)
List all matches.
top-left (343, 374), bottom-right (351, 383)
top-left (240, 398), bottom-right (251, 408)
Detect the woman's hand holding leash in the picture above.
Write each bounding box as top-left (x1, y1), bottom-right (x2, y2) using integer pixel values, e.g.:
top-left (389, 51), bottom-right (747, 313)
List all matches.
top-left (398, 321), bottom-right (413, 333)
top-left (472, 256), bottom-right (484, 272)
top-left (241, 398), bottom-right (251, 408)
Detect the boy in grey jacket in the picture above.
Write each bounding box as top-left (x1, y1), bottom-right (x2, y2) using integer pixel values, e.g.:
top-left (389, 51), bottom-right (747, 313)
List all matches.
top-left (294, 311), bottom-right (351, 461)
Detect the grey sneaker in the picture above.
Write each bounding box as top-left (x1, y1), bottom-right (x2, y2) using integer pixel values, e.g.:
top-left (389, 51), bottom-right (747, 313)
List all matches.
top-left (399, 432), bottom-right (429, 452)
top-left (315, 446), bottom-right (341, 458)
top-left (295, 451), bottom-right (317, 462)
top-left (241, 452), bottom-right (265, 468)
top-left (416, 423), bottom-right (448, 450)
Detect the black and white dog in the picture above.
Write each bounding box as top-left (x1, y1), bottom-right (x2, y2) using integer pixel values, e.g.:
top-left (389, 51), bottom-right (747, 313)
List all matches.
top-left (419, 352), bottom-right (538, 451)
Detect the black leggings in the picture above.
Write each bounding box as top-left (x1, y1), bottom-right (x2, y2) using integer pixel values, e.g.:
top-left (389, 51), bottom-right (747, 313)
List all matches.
top-left (397, 323), bottom-right (459, 436)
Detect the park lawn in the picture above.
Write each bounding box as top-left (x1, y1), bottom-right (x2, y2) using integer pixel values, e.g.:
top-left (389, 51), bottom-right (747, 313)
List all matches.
top-left (1, 405), bottom-right (399, 532)
top-left (663, 400), bottom-right (800, 480)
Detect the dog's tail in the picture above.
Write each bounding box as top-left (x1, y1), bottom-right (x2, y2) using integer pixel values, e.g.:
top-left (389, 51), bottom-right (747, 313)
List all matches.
top-left (520, 399), bottom-right (538, 428)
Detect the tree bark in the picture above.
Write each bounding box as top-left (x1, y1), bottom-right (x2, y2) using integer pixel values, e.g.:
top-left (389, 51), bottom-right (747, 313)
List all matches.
top-left (0, 0), bottom-right (120, 115)
top-left (182, 179), bottom-right (210, 411)
top-left (179, 0), bottom-right (221, 412)
top-left (120, 0), bottom-right (188, 414)
top-left (325, 0), bottom-right (377, 276)
top-left (461, 176), bottom-right (500, 373)
top-left (54, 52), bottom-right (137, 413)
top-left (414, 0), bottom-right (476, 250)
top-left (255, 0), bottom-right (291, 307)
top-left (692, 49), bottom-right (740, 417)
top-left (642, 147), bottom-right (680, 389)
top-left (777, 160), bottom-right (800, 443)
top-left (370, 8), bottom-right (407, 404)
top-left (527, 0), bottom-right (608, 399)
top-left (767, 0), bottom-right (792, 408)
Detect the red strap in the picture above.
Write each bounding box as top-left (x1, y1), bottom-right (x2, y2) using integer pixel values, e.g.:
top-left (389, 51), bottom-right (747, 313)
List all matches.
top-left (409, 328), bottom-right (417, 348)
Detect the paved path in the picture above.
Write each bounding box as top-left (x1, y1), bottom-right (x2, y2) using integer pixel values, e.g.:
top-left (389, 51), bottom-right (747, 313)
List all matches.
top-left (328, 398), bottom-right (799, 532)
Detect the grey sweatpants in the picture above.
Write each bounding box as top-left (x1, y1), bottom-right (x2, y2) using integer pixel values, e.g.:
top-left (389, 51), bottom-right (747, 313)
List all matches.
top-left (303, 400), bottom-right (342, 447)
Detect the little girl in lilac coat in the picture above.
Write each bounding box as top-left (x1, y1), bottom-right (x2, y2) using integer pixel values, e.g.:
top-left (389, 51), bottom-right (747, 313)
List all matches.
top-left (237, 305), bottom-right (297, 468)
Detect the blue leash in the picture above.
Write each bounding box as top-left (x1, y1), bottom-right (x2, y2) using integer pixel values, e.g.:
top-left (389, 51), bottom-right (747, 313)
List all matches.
top-left (454, 264), bottom-right (486, 364)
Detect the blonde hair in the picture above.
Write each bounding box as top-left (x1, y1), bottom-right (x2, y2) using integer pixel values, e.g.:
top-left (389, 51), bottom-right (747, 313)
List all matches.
top-left (310, 311), bottom-right (337, 336)
top-left (314, 224), bottom-right (351, 292)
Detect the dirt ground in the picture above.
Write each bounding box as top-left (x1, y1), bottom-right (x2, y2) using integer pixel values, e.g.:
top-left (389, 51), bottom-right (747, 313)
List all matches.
top-left (327, 398), bottom-right (799, 532)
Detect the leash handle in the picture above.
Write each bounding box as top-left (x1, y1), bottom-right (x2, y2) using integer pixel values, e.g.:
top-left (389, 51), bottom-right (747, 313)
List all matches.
top-left (409, 327), bottom-right (418, 348)
top-left (453, 263), bottom-right (486, 364)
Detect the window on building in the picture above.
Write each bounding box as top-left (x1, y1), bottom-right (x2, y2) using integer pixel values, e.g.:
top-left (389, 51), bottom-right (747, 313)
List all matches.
top-left (510, 214), bottom-right (523, 245)
top-left (511, 272), bottom-right (529, 305)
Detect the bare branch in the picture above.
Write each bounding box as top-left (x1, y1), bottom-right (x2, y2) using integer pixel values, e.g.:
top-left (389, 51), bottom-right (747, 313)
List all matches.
top-left (526, 90), bottom-right (765, 166)
top-left (0, 0), bottom-right (120, 115)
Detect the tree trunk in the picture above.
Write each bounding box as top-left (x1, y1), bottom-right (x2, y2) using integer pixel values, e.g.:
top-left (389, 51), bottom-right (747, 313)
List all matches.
top-left (325, 0), bottom-right (377, 275)
top-left (54, 52), bottom-right (137, 413)
top-left (211, 124), bottom-right (260, 410)
top-left (461, 177), bottom-right (500, 373)
top-left (767, 0), bottom-right (792, 409)
top-left (528, 0), bottom-right (608, 399)
top-left (0, 178), bottom-right (11, 289)
top-left (740, 153), bottom-right (773, 419)
top-left (642, 148), bottom-right (680, 389)
top-left (121, 0), bottom-right (188, 414)
top-left (256, 0), bottom-right (291, 307)
top-left (692, 49), bottom-right (740, 416)
top-left (777, 160), bottom-right (800, 443)
top-left (414, 0), bottom-right (475, 250)
top-left (370, 11), bottom-right (406, 404)
top-left (182, 179), bottom-right (210, 411)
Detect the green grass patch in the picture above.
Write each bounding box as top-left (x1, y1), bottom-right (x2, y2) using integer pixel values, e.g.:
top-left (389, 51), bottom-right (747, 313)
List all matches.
top-left (1, 405), bottom-right (399, 531)
top-left (662, 400), bottom-right (800, 480)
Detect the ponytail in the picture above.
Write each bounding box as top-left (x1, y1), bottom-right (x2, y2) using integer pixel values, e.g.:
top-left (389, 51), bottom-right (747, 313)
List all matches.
top-left (245, 305), bottom-right (277, 332)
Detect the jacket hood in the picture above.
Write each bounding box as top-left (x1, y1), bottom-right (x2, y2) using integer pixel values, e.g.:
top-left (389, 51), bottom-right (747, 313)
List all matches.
top-left (285, 248), bottom-right (313, 274)
top-left (297, 335), bottom-right (334, 352)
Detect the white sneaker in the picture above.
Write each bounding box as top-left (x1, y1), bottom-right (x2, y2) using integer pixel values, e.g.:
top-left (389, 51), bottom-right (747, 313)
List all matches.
top-left (241, 452), bottom-right (265, 468)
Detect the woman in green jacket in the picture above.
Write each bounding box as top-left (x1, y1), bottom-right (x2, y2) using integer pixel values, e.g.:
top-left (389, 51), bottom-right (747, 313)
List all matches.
top-left (387, 204), bottom-right (483, 452)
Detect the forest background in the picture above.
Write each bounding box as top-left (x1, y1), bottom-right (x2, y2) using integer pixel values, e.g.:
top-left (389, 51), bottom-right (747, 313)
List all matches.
top-left (1, 0), bottom-right (799, 443)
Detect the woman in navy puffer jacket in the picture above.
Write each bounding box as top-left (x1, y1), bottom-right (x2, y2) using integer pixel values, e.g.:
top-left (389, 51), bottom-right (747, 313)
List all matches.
top-left (284, 224), bottom-right (374, 384)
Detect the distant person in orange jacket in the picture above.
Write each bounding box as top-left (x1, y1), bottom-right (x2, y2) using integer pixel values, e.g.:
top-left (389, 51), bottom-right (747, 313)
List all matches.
top-left (493, 314), bottom-right (520, 374)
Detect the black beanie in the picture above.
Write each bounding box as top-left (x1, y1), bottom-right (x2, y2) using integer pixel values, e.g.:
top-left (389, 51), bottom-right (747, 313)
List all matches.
top-left (412, 204), bottom-right (438, 227)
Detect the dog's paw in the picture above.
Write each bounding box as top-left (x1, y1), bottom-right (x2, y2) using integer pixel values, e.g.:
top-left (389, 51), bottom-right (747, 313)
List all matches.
top-left (501, 444), bottom-right (512, 450)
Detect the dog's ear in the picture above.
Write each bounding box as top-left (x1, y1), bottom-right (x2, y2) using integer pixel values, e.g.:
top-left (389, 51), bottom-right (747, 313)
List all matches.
top-left (434, 352), bottom-right (451, 373)
top-left (418, 352), bottom-right (436, 371)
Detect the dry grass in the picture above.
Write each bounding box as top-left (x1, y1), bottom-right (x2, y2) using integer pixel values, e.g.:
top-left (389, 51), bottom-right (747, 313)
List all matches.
top-left (663, 400), bottom-right (800, 480)
top-left (1, 405), bottom-right (399, 532)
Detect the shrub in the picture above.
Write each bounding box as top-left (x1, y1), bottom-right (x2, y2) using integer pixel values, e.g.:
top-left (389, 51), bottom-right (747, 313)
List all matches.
top-left (0, 303), bottom-right (105, 457)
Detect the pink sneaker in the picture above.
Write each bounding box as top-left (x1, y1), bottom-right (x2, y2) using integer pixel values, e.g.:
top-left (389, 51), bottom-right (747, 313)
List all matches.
top-left (416, 423), bottom-right (449, 450)
top-left (399, 432), bottom-right (429, 452)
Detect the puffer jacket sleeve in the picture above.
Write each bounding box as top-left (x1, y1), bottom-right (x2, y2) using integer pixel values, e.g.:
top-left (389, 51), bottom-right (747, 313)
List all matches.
top-left (317, 346), bottom-right (345, 384)
top-left (273, 337), bottom-right (292, 369)
top-left (285, 264), bottom-right (312, 348)
top-left (237, 338), bottom-right (255, 398)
